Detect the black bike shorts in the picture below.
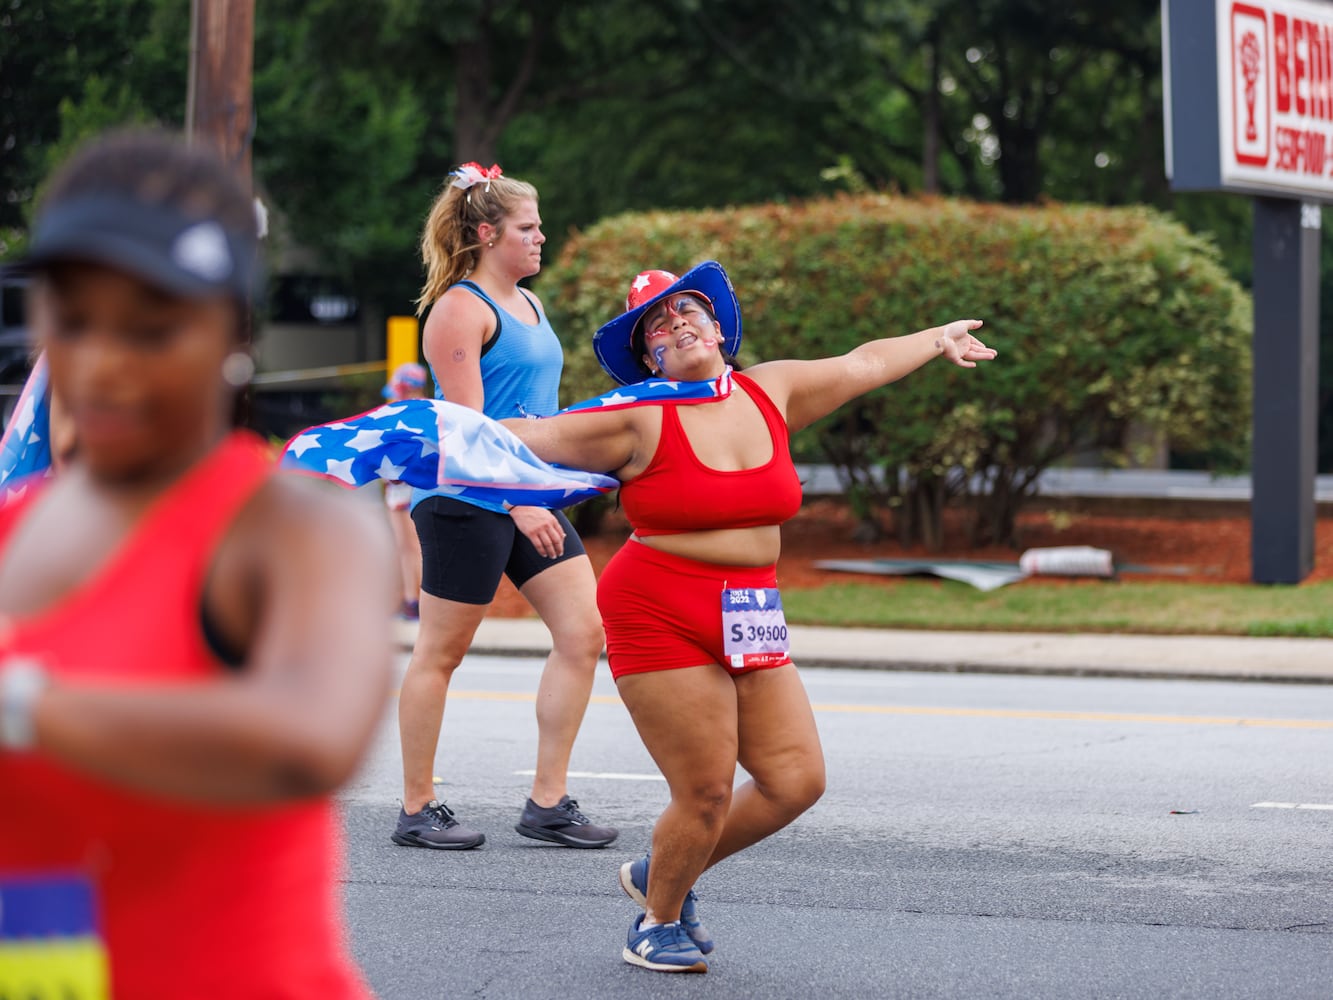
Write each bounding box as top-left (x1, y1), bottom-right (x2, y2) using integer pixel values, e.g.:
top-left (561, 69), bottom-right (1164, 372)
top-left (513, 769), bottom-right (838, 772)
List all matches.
top-left (411, 495), bottom-right (586, 604)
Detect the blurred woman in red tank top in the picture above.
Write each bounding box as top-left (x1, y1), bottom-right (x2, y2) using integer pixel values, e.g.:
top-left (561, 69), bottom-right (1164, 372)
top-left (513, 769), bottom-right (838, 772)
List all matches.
top-left (0, 129), bottom-right (396, 998)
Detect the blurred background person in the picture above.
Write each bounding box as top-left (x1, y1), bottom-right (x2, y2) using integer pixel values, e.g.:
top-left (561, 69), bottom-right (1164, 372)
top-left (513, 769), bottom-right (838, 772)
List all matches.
top-left (0, 128), bottom-right (396, 999)
top-left (382, 361), bottom-right (429, 620)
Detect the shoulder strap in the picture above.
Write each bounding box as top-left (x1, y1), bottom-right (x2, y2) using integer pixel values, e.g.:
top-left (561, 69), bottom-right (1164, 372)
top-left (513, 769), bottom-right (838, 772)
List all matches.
top-left (455, 280), bottom-right (502, 357)
top-left (516, 287), bottom-right (542, 324)
top-left (733, 371), bottom-right (791, 442)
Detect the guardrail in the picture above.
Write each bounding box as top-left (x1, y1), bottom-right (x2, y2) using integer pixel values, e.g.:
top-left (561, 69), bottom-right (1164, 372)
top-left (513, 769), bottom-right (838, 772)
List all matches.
top-left (3, 363), bottom-right (1329, 502)
top-left (793, 464), bottom-right (1333, 502)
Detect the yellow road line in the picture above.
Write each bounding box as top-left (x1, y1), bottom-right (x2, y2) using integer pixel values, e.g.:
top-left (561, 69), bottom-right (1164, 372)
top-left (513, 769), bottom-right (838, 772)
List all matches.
top-left (439, 690), bottom-right (1333, 730)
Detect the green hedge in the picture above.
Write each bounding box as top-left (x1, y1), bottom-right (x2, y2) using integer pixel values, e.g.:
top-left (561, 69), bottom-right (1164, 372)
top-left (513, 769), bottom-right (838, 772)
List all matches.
top-left (538, 194), bottom-right (1252, 547)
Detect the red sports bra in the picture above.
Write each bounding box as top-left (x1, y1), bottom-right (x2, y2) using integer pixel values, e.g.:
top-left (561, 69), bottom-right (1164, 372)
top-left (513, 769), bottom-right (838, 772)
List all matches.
top-left (620, 371), bottom-right (803, 536)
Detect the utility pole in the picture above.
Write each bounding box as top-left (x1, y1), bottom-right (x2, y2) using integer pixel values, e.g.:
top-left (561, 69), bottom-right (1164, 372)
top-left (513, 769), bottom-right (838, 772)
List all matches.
top-left (185, 0), bottom-right (256, 189)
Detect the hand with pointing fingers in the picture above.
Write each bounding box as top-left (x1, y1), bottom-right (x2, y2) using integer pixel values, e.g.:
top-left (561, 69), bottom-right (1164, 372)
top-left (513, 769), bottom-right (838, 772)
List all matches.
top-left (936, 319), bottom-right (996, 368)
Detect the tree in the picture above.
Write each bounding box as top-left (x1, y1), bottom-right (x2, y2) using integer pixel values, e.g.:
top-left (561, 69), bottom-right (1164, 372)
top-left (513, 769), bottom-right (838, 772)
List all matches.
top-left (0, 0), bottom-right (187, 229)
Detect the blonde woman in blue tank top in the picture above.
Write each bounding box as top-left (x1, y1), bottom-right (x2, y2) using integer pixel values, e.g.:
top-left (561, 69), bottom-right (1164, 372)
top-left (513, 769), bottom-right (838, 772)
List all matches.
top-left (390, 164), bottom-right (617, 852)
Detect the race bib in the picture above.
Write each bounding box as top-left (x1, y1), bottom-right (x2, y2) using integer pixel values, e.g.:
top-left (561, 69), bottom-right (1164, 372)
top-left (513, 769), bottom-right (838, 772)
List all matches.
top-left (721, 587), bottom-right (790, 671)
top-left (0, 872), bottom-right (110, 999)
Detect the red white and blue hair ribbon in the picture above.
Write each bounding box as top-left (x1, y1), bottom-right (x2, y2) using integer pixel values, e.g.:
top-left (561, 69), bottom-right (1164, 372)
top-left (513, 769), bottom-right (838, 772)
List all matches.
top-left (449, 162), bottom-right (504, 191)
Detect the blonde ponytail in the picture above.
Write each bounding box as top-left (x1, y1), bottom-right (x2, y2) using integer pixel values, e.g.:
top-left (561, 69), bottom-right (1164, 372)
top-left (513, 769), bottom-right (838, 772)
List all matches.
top-left (415, 172), bottom-right (539, 315)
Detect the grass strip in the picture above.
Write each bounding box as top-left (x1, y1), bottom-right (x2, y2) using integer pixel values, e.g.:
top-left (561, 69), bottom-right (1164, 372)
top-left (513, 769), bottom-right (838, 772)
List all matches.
top-left (781, 579), bottom-right (1333, 637)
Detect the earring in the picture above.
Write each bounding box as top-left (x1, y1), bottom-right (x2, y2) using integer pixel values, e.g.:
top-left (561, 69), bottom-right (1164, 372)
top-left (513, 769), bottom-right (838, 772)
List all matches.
top-left (221, 351), bottom-right (256, 388)
top-left (487, 241), bottom-right (494, 247)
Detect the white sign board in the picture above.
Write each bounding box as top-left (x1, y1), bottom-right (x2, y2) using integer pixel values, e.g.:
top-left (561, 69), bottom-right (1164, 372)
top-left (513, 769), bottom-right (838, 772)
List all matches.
top-left (1217, 0), bottom-right (1333, 197)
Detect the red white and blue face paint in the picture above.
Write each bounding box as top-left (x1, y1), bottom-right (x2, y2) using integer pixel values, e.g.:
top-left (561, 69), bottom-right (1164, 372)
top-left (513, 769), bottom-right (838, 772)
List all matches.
top-left (641, 294), bottom-right (716, 343)
top-left (641, 294), bottom-right (721, 376)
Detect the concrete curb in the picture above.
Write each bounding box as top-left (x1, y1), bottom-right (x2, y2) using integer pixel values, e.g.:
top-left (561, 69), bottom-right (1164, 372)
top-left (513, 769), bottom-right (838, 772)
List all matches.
top-left (395, 618), bottom-right (1333, 685)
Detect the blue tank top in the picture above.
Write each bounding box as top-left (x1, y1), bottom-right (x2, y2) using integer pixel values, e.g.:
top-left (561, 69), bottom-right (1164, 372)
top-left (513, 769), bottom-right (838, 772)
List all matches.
top-left (412, 281), bottom-right (565, 512)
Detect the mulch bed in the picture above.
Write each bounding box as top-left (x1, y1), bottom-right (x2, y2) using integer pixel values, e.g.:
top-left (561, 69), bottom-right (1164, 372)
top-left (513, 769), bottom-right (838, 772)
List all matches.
top-left (485, 498), bottom-right (1333, 617)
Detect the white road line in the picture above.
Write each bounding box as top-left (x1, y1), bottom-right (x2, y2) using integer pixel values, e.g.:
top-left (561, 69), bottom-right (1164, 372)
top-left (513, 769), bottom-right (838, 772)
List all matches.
top-left (441, 691), bottom-right (1333, 730)
top-left (1251, 801), bottom-right (1333, 810)
top-left (513, 769), bottom-right (665, 782)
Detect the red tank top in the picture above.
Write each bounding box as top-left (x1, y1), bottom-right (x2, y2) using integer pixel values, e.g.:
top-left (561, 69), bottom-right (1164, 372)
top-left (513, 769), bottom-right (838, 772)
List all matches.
top-left (620, 371), bottom-right (803, 536)
top-left (0, 432), bottom-right (371, 999)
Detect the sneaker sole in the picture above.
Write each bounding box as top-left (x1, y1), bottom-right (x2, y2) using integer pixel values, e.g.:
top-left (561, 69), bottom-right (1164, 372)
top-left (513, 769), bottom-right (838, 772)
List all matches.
top-left (621, 947), bottom-right (707, 973)
top-left (619, 860), bottom-right (648, 907)
top-left (390, 830), bottom-right (485, 850)
top-left (514, 823), bottom-right (617, 848)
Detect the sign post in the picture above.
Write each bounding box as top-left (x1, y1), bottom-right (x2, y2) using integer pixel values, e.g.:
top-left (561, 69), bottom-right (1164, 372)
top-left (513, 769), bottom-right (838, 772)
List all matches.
top-left (1164, 0), bottom-right (1329, 583)
top-left (386, 316), bottom-right (421, 381)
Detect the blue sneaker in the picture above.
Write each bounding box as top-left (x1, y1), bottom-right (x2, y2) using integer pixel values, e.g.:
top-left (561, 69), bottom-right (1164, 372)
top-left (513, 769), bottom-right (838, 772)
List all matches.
top-left (622, 914), bottom-right (708, 973)
top-left (619, 853), bottom-right (714, 955)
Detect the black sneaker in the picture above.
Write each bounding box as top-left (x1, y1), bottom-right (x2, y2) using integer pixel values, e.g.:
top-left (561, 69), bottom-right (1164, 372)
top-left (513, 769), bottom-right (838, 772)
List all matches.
top-left (391, 800), bottom-right (485, 850)
top-left (514, 795), bottom-right (618, 848)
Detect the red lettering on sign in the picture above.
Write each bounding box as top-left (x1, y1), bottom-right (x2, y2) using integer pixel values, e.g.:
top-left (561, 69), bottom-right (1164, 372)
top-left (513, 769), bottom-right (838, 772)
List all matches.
top-left (1325, 24), bottom-right (1333, 121)
top-left (1273, 126), bottom-right (1332, 173)
top-left (1276, 14), bottom-right (1291, 113)
top-left (1313, 23), bottom-right (1324, 119)
top-left (1295, 19), bottom-right (1307, 116)
top-left (1278, 126), bottom-right (1293, 170)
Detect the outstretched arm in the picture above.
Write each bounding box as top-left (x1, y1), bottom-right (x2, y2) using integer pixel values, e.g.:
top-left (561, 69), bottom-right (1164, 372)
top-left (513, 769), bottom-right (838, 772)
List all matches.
top-left (750, 320), bottom-right (994, 432)
top-left (502, 408), bottom-right (641, 477)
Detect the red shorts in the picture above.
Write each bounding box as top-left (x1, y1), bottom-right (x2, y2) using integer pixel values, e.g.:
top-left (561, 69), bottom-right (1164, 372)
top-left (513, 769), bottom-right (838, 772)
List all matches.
top-left (597, 540), bottom-right (792, 680)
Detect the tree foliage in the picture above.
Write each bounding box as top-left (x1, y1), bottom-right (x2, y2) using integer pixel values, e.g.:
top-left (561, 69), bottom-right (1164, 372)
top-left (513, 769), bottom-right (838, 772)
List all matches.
top-left (10, 0), bottom-right (1333, 479)
top-left (0, 0), bottom-right (187, 227)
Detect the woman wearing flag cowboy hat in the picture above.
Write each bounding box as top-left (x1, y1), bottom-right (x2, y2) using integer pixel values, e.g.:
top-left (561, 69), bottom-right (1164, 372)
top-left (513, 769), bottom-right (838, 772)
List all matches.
top-left (506, 259), bottom-right (995, 973)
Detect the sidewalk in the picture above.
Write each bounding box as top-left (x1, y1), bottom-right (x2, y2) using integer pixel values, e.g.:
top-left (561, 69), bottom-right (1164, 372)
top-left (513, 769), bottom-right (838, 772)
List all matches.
top-left (394, 617), bottom-right (1333, 685)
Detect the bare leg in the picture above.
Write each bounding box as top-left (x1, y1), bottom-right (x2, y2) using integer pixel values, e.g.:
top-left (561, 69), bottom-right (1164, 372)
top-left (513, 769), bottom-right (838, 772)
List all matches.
top-left (386, 506), bottom-right (422, 604)
top-left (706, 663), bottom-right (826, 868)
top-left (397, 593), bottom-right (489, 813)
top-left (617, 664), bottom-right (739, 924)
top-left (518, 555), bottom-right (604, 806)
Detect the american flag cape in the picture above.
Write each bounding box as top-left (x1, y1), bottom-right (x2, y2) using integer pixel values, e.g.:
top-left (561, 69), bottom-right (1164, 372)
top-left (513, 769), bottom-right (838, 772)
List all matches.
top-left (558, 367), bottom-right (732, 414)
top-left (278, 368), bottom-right (734, 507)
top-left (0, 354), bottom-right (52, 504)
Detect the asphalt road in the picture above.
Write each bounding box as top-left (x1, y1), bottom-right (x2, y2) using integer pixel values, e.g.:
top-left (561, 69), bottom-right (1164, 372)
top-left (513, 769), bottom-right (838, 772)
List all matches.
top-left (340, 656), bottom-right (1333, 999)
